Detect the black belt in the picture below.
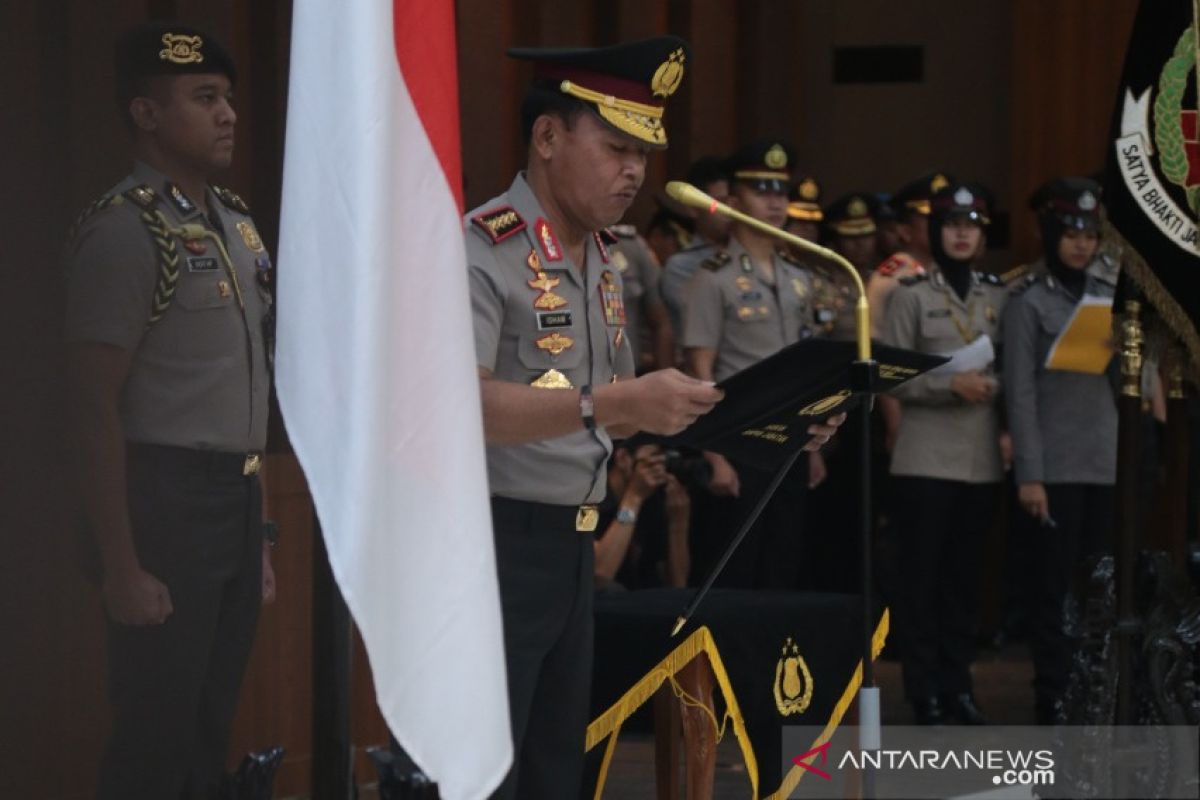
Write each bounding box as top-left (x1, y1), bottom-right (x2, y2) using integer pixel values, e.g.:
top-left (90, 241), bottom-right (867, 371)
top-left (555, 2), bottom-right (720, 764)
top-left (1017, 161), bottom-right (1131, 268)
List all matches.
top-left (491, 496), bottom-right (600, 533)
top-left (127, 442), bottom-right (263, 476)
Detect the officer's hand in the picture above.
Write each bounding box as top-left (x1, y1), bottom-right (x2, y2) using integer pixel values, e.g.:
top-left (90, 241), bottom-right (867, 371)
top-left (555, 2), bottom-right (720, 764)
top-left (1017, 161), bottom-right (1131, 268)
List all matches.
top-left (808, 451), bottom-right (828, 489)
top-left (706, 451), bottom-right (740, 497)
top-left (663, 474), bottom-right (691, 516)
top-left (951, 371), bottom-right (996, 404)
top-left (630, 452), bottom-right (668, 501)
top-left (998, 431), bottom-right (1014, 471)
top-left (261, 540), bottom-right (277, 605)
top-left (625, 369), bottom-right (723, 435)
top-left (1018, 482), bottom-right (1050, 522)
top-left (803, 412), bottom-right (847, 452)
top-left (103, 564), bottom-right (173, 625)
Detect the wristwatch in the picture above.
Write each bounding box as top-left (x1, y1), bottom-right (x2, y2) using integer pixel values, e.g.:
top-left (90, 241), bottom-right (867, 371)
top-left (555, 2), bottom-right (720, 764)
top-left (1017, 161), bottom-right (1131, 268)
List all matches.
top-left (615, 507), bottom-right (638, 525)
top-left (579, 384), bottom-right (596, 431)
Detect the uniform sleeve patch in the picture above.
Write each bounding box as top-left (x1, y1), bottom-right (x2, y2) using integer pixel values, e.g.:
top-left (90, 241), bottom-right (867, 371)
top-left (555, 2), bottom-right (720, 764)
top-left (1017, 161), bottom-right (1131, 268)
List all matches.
top-left (471, 206), bottom-right (526, 244)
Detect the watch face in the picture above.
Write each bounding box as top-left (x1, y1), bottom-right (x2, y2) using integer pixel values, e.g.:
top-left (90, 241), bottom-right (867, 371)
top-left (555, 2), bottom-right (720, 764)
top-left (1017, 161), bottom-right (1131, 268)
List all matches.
top-left (616, 508), bottom-right (637, 525)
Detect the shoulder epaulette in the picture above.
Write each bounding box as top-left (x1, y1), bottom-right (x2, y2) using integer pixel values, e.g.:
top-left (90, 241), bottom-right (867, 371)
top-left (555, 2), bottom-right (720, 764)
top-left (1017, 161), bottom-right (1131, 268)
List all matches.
top-left (702, 251), bottom-right (732, 271)
top-left (124, 184), bottom-right (158, 210)
top-left (607, 224), bottom-right (636, 239)
top-left (875, 252), bottom-right (919, 278)
top-left (1010, 272), bottom-right (1040, 294)
top-left (1000, 263), bottom-right (1030, 284)
top-left (898, 273), bottom-right (928, 286)
top-left (65, 192), bottom-right (124, 245)
top-left (212, 185), bottom-right (250, 214)
top-left (470, 205), bottom-right (525, 245)
top-left (976, 270), bottom-right (1004, 286)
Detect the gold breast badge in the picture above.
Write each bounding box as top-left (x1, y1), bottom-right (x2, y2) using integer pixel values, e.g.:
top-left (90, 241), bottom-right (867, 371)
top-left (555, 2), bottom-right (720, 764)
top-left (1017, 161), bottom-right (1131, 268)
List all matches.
top-left (530, 369), bottom-right (573, 389)
top-left (535, 332), bottom-right (574, 357)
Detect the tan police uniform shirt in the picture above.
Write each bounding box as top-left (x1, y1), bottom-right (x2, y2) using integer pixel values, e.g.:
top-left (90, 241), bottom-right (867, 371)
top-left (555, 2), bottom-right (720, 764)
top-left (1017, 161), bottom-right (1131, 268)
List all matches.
top-left (867, 251), bottom-right (925, 339)
top-left (681, 236), bottom-right (816, 382)
top-left (881, 267), bottom-right (1009, 484)
top-left (64, 161), bottom-right (272, 452)
top-left (467, 173), bottom-right (635, 506)
top-left (607, 227), bottom-right (662, 366)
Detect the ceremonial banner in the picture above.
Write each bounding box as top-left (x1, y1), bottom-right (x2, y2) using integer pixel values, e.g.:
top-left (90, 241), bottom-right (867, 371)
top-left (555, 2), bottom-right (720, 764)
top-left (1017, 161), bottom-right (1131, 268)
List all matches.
top-left (1105, 0), bottom-right (1200, 369)
top-left (275, 1), bottom-right (511, 797)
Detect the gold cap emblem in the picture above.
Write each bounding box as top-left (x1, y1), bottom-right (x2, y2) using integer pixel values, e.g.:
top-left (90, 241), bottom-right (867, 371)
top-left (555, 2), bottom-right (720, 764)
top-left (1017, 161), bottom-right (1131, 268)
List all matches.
top-left (798, 389), bottom-right (851, 416)
top-left (774, 637), bottom-right (813, 716)
top-left (764, 144), bottom-right (788, 170)
top-left (848, 197), bottom-right (868, 218)
top-left (159, 33), bottom-right (204, 65)
top-left (799, 178), bottom-right (819, 201)
top-left (930, 173), bottom-right (950, 192)
top-left (650, 48), bottom-right (686, 98)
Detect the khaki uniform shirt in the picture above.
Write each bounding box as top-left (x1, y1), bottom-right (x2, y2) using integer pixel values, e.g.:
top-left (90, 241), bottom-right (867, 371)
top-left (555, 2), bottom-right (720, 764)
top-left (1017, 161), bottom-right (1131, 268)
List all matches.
top-left (882, 267), bottom-right (1010, 483)
top-left (1003, 260), bottom-right (1118, 485)
top-left (467, 173), bottom-right (634, 505)
top-left (63, 161), bottom-right (272, 451)
top-left (608, 227), bottom-right (662, 366)
top-left (661, 239), bottom-right (720, 338)
top-left (681, 237), bottom-right (816, 382)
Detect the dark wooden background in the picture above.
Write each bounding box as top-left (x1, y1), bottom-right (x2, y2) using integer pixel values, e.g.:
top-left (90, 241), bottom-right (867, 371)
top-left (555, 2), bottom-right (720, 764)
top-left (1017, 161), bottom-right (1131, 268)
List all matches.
top-left (1, 1), bottom-right (1137, 796)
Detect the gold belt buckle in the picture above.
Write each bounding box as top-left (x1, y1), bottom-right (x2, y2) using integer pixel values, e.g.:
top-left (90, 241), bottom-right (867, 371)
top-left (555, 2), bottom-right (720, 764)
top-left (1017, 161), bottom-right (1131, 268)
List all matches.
top-left (576, 504), bottom-right (599, 533)
top-left (242, 452), bottom-right (263, 476)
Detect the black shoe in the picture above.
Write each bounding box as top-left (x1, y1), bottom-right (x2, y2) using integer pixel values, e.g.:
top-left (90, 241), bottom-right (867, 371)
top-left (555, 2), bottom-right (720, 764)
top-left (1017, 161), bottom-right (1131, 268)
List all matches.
top-left (946, 693), bottom-right (989, 725)
top-left (912, 695), bottom-right (946, 725)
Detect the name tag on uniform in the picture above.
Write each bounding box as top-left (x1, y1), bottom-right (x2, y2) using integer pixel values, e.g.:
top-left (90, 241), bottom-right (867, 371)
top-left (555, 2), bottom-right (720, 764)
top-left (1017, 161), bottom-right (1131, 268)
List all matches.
top-left (926, 309), bottom-right (951, 318)
top-left (188, 256), bottom-right (219, 272)
top-left (536, 310), bottom-right (573, 330)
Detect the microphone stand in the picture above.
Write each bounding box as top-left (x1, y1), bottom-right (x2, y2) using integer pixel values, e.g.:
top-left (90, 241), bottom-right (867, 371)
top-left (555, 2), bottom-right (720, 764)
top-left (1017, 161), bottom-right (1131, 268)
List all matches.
top-left (665, 181), bottom-right (881, 798)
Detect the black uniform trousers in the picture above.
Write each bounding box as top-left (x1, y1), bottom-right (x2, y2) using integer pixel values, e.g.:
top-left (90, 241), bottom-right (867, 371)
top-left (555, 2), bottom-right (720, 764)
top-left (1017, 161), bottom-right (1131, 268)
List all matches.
top-left (99, 444), bottom-right (263, 800)
top-left (890, 476), bottom-right (995, 702)
top-left (1028, 483), bottom-right (1114, 713)
top-left (690, 457), bottom-right (809, 590)
top-left (489, 497), bottom-right (594, 800)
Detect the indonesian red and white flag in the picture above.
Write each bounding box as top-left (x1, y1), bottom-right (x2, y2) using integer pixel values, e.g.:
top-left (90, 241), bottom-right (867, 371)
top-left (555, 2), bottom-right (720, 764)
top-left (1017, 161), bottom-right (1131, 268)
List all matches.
top-left (275, 1), bottom-right (511, 797)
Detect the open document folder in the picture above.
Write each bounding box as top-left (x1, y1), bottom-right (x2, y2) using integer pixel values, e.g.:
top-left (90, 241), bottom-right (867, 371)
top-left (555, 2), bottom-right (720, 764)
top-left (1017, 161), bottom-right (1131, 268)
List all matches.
top-left (1044, 294), bottom-right (1115, 374)
top-left (652, 339), bottom-right (946, 468)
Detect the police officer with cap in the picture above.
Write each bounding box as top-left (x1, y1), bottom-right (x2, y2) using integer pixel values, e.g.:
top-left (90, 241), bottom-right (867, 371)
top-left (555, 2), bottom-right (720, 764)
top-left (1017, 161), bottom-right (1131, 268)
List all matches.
top-left (881, 182), bottom-right (1011, 726)
top-left (660, 156), bottom-right (733, 343)
top-left (1003, 177), bottom-right (1117, 723)
top-left (467, 37), bottom-right (745, 797)
top-left (785, 174), bottom-right (824, 244)
top-left (64, 22), bottom-right (275, 798)
top-left (682, 139), bottom-right (826, 589)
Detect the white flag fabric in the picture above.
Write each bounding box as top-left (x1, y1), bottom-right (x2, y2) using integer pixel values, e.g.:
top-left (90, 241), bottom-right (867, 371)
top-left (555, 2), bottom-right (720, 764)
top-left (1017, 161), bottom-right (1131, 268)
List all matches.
top-left (275, 1), bottom-right (511, 797)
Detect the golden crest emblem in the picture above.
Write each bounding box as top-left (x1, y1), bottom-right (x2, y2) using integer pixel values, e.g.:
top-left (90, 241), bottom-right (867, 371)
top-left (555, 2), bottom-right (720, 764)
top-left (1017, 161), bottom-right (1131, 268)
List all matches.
top-left (237, 221), bottom-right (264, 253)
top-left (931, 173), bottom-right (950, 192)
top-left (848, 197), bottom-right (868, 218)
top-left (791, 277), bottom-right (808, 298)
top-left (774, 637), bottom-right (813, 716)
top-left (650, 48), bottom-right (686, 98)
top-left (531, 368), bottom-right (573, 389)
top-left (159, 33), bottom-right (204, 65)
top-left (736, 275), bottom-right (753, 291)
top-left (612, 249), bottom-right (629, 273)
top-left (799, 178), bottom-right (819, 201)
top-left (535, 332), bottom-right (574, 357)
top-left (764, 144), bottom-right (788, 170)
top-left (798, 389), bottom-right (851, 416)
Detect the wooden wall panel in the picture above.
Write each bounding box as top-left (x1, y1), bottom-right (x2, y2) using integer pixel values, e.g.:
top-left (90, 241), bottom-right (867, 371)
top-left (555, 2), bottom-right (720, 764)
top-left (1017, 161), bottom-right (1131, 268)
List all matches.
top-left (1009, 0), bottom-right (1139, 262)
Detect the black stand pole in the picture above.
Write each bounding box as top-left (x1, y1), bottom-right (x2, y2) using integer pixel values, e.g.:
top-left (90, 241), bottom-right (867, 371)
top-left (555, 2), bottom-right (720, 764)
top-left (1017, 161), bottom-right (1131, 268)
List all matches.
top-left (850, 360), bottom-right (879, 800)
top-left (313, 515), bottom-right (354, 799)
top-left (672, 447), bottom-right (805, 635)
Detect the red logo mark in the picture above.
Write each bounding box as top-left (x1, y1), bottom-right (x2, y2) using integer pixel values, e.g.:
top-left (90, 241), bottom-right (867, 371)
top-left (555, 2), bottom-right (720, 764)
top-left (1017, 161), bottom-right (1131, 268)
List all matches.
top-left (792, 741), bottom-right (833, 780)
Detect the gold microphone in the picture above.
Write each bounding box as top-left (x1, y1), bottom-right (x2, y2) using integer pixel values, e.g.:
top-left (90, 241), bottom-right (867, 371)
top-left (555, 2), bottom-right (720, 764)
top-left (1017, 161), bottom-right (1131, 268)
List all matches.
top-left (665, 180), bottom-right (872, 361)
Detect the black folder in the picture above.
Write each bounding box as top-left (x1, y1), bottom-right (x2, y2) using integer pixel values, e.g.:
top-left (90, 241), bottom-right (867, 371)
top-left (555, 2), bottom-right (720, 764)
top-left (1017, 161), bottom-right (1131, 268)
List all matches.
top-left (661, 339), bottom-right (947, 467)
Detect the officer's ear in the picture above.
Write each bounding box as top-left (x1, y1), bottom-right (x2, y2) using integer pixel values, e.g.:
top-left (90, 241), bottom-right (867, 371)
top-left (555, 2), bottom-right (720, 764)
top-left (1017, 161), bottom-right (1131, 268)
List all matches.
top-left (531, 114), bottom-right (559, 161)
top-left (128, 96), bottom-right (159, 133)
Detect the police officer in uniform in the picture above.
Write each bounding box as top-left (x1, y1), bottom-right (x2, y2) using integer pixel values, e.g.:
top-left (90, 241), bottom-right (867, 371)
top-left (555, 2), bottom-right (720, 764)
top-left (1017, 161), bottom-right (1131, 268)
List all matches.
top-left (607, 223), bottom-right (674, 371)
top-left (660, 157), bottom-right (732, 340)
top-left (64, 24), bottom-right (274, 799)
top-left (785, 175), bottom-right (823, 245)
top-left (881, 182), bottom-right (1011, 726)
top-left (1003, 177), bottom-right (1117, 723)
top-left (682, 140), bottom-right (824, 589)
top-left (813, 192), bottom-right (880, 341)
top-left (466, 38), bottom-right (740, 798)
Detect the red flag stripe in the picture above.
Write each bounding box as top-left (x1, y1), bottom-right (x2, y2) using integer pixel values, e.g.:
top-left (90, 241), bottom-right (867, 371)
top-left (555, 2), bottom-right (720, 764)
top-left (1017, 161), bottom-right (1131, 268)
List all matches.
top-left (393, 0), bottom-right (463, 211)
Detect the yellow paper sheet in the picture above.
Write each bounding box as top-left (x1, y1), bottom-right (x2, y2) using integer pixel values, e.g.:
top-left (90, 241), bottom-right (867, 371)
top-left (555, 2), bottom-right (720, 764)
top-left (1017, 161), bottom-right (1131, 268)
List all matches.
top-left (1044, 295), bottom-right (1114, 374)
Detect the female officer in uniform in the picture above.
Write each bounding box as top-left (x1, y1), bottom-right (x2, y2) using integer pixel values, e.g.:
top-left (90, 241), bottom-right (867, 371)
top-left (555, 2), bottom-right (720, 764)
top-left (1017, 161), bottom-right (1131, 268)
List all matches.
top-left (882, 182), bottom-right (1011, 725)
top-left (1003, 177), bottom-right (1116, 724)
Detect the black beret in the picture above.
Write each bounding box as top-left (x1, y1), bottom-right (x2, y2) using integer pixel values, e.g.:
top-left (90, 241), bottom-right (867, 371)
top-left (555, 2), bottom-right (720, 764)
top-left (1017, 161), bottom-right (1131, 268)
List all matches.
top-left (115, 22), bottom-right (236, 105)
